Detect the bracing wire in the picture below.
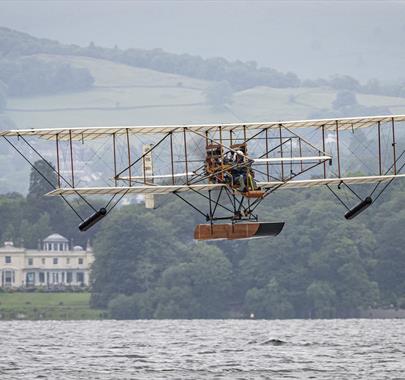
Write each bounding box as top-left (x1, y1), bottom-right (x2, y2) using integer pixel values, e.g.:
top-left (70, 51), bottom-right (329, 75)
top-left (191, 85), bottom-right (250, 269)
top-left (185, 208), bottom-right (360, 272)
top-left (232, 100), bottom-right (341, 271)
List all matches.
top-left (16, 134), bottom-right (97, 212)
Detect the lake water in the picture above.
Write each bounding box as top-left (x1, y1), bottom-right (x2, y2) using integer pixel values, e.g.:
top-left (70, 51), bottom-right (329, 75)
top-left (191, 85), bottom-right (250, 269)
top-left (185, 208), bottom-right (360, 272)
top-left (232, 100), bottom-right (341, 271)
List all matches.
top-left (0, 319), bottom-right (404, 379)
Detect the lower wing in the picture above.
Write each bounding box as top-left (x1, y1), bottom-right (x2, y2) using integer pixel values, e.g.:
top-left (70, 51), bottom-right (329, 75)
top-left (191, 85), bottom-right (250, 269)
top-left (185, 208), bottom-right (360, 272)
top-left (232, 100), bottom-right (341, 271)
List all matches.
top-left (46, 174), bottom-right (405, 196)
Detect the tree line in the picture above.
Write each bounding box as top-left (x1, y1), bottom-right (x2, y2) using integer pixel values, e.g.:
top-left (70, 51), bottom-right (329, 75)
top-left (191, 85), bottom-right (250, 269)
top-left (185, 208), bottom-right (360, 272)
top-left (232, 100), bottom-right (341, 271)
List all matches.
top-left (0, 162), bottom-right (404, 318)
top-left (90, 181), bottom-right (405, 319)
top-left (0, 58), bottom-right (94, 97)
top-left (1, 26), bottom-right (404, 100)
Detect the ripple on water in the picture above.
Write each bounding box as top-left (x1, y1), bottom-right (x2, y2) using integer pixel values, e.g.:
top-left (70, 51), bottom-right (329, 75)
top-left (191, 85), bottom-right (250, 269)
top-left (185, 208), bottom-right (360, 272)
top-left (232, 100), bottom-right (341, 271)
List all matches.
top-left (0, 319), bottom-right (404, 379)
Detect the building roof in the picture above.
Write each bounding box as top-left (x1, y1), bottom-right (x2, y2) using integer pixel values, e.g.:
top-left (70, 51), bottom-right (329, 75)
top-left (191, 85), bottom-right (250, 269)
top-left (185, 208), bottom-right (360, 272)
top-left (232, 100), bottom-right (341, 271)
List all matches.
top-left (0, 245), bottom-right (24, 252)
top-left (43, 233), bottom-right (69, 243)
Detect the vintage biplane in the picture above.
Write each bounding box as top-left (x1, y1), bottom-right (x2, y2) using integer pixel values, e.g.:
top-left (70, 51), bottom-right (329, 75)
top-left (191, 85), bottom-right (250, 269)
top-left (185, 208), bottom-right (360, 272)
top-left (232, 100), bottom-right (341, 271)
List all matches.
top-left (1, 114), bottom-right (405, 240)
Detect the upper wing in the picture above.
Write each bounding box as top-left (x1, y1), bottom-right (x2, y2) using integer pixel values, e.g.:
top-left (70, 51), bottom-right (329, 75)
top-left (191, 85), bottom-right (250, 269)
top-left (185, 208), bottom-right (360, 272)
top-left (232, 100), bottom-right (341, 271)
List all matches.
top-left (1, 114), bottom-right (404, 141)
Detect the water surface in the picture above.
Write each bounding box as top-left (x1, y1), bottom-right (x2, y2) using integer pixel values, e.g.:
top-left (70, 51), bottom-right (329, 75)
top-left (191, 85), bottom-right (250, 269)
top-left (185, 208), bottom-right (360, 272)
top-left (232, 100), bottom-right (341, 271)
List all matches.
top-left (1, 319), bottom-right (404, 379)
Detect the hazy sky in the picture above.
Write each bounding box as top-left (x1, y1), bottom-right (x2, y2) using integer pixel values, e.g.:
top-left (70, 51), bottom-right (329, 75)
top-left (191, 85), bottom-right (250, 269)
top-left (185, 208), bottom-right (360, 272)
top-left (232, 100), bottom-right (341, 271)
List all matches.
top-left (1, 1), bottom-right (405, 81)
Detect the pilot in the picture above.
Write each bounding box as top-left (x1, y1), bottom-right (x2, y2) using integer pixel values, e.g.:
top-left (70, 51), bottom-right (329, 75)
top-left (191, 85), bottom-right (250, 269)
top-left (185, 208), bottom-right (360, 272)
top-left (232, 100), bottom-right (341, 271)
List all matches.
top-left (233, 150), bottom-right (245, 165)
top-left (232, 150), bottom-right (249, 191)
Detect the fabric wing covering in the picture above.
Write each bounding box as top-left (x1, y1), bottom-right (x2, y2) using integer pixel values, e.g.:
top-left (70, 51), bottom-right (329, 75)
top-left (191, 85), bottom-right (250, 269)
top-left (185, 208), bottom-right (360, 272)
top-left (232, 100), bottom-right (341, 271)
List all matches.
top-left (45, 174), bottom-right (405, 196)
top-left (1, 114), bottom-right (405, 141)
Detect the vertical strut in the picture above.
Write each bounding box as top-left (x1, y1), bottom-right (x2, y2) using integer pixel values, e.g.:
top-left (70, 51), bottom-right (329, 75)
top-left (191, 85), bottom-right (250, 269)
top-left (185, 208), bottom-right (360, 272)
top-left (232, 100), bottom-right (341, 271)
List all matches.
top-left (69, 130), bottom-right (75, 188)
top-left (170, 132), bottom-right (175, 185)
top-left (289, 137), bottom-right (293, 177)
top-left (299, 137), bottom-right (304, 172)
top-left (126, 128), bottom-right (132, 187)
top-left (208, 190), bottom-right (213, 225)
top-left (219, 126), bottom-right (224, 179)
top-left (183, 128), bottom-right (189, 184)
top-left (391, 117), bottom-right (397, 174)
top-left (265, 128), bottom-right (269, 181)
top-left (142, 145), bottom-right (147, 184)
top-left (279, 124), bottom-right (284, 180)
top-left (112, 133), bottom-right (117, 186)
top-left (377, 120), bottom-right (382, 175)
top-left (56, 134), bottom-right (61, 188)
top-left (336, 120), bottom-right (341, 178)
top-left (322, 125), bottom-right (326, 179)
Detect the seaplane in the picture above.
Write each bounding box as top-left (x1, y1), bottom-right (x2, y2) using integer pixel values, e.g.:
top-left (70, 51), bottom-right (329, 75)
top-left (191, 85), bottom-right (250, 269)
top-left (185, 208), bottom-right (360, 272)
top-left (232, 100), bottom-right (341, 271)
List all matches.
top-left (1, 114), bottom-right (404, 240)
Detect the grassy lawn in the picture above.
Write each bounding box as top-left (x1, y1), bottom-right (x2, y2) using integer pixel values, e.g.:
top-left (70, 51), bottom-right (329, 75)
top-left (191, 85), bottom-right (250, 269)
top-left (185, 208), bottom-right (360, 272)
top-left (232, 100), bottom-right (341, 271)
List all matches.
top-left (0, 292), bottom-right (106, 320)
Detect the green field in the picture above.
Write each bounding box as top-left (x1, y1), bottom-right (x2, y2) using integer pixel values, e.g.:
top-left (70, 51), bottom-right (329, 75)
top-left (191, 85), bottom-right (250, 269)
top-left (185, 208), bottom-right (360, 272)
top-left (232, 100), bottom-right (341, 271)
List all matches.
top-left (5, 54), bottom-right (405, 130)
top-left (0, 292), bottom-right (105, 320)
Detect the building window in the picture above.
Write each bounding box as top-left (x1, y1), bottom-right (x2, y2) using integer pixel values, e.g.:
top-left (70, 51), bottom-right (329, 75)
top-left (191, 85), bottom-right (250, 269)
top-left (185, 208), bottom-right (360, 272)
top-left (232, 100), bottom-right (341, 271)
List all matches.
top-left (59, 243), bottom-right (64, 251)
top-left (5, 256), bottom-right (11, 264)
top-left (53, 258), bottom-right (58, 265)
top-left (26, 272), bottom-right (35, 286)
top-left (52, 272), bottom-right (59, 283)
top-left (4, 270), bottom-right (14, 284)
top-left (41, 258), bottom-right (46, 265)
top-left (39, 272), bottom-right (45, 283)
top-left (66, 258), bottom-right (70, 264)
top-left (78, 258), bottom-right (83, 265)
top-left (28, 258), bottom-right (33, 266)
top-left (76, 272), bottom-right (84, 284)
top-left (66, 272), bottom-right (72, 283)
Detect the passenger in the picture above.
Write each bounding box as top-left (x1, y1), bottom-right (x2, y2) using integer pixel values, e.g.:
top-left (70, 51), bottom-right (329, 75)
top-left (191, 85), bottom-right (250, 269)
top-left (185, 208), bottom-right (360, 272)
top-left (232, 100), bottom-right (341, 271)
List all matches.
top-left (223, 151), bottom-right (232, 165)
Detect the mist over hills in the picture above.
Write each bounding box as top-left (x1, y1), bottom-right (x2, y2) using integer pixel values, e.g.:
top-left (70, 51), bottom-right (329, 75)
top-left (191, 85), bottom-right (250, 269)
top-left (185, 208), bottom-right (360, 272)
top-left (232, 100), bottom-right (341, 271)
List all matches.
top-left (1, 1), bottom-right (405, 82)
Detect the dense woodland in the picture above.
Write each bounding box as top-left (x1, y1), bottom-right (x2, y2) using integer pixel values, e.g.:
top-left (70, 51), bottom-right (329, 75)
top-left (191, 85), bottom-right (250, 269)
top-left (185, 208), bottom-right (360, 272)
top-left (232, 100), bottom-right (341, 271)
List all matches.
top-left (0, 161), bottom-right (101, 249)
top-left (1, 162), bottom-right (404, 319)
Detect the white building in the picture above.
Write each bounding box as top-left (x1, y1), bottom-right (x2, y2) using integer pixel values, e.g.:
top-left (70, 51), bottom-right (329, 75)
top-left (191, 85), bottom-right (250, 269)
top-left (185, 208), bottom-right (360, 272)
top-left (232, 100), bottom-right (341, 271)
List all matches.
top-left (0, 233), bottom-right (94, 288)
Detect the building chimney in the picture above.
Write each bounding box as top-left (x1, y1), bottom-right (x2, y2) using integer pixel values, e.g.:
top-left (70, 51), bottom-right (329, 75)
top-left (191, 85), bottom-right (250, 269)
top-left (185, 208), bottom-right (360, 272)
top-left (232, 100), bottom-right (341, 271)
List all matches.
top-left (86, 239), bottom-right (92, 252)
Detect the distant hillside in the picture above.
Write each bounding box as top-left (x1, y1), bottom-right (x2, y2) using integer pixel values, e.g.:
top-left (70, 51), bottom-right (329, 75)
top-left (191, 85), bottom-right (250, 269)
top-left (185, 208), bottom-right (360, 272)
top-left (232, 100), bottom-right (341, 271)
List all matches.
top-left (0, 27), bottom-right (405, 194)
top-left (0, 26), bottom-right (300, 92)
top-left (2, 26), bottom-right (404, 98)
top-left (4, 54), bottom-right (405, 131)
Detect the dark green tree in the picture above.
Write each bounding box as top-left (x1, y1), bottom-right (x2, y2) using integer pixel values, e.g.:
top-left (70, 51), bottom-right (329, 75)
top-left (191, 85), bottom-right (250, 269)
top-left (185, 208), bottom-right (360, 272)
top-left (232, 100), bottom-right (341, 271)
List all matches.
top-left (306, 281), bottom-right (336, 318)
top-left (91, 205), bottom-right (187, 308)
